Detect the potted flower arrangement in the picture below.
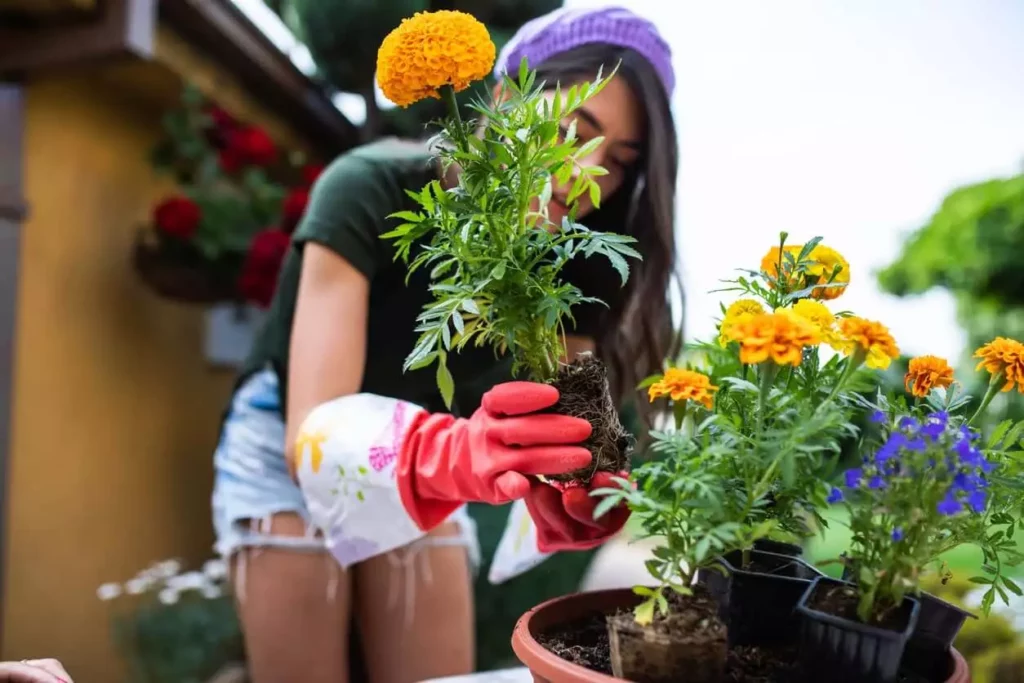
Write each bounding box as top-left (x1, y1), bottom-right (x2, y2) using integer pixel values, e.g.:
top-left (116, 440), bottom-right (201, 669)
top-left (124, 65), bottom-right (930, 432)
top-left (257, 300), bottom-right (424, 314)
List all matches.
top-left (510, 238), bottom-right (1024, 682)
top-left (377, 10), bottom-right (641, 482)
top-left (134, 85), bottom-right (322, 308)
top-left (368, 8), bottom-right (1024, 682)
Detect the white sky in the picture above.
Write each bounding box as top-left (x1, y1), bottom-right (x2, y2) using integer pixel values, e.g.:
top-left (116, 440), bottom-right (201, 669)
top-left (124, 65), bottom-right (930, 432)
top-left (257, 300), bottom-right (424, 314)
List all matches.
top-left (565, 0), bottom-right (1024, 361)
top-left (234, 0), bottom-right (1024, 362)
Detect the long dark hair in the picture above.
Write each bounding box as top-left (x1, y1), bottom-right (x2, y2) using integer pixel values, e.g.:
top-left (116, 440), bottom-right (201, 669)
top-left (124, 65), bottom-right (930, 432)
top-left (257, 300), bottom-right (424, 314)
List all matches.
top-left (534, 44), bottom-right (682, 425)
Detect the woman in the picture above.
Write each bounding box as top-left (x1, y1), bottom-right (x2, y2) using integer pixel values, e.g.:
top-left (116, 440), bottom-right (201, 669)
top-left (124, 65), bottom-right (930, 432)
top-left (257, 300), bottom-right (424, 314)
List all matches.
top-left (211, 6), bottom-right (679, 683)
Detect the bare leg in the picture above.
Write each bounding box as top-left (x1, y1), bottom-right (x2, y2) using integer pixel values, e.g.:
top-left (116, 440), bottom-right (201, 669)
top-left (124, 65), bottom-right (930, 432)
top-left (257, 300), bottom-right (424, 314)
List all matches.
top-left (355, 522), bottom-right (475, 683)
top-left (231, 513), bottom-right (353, 683)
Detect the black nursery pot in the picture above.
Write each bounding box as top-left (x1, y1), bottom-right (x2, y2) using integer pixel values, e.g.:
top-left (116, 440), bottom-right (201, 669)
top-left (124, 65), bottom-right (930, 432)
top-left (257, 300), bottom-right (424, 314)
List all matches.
top-left (697, 549), bottom-right (824, 648)
top-left (911, 591), bottom-right (977, 650)
top-left (752, 538), bottom-right (804, 557)
top-left (840, 564), bottom-right (976, 654)
top-left (796, 576), bottom-right (920, 683)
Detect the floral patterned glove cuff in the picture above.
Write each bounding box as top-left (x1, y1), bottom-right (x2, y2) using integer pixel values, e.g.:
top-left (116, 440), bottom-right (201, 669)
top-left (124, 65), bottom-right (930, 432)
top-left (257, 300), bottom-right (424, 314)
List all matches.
top-left (294, 393), bottom-right (427, 569)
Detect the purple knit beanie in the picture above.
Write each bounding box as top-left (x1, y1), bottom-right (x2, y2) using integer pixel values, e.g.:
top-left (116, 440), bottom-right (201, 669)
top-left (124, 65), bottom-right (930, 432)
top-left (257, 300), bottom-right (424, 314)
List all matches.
top-left (493, 6), bottom-right (675, 98)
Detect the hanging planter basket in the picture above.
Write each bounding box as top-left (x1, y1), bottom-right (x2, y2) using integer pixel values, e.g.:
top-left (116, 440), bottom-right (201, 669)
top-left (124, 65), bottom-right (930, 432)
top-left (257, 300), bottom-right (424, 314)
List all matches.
top-left (133, 233), bottom-right (244, 306)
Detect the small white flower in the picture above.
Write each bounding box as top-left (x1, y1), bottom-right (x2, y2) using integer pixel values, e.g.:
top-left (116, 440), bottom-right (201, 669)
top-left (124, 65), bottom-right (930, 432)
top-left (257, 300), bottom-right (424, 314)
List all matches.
top-left (169, 571), bottom-right (208, 591)
top-left (155, 559), bottom-right (182, 579)
top-left (201, 584), bottom-right (222, 600)
top-left (125, 577), bottom-right (152, 595)
top-left (203, 559), bottom-right (228, 581)
top-left (158, 588), bottom-right (180, 605)
top-left (96, 583), bottom-right (122, 601)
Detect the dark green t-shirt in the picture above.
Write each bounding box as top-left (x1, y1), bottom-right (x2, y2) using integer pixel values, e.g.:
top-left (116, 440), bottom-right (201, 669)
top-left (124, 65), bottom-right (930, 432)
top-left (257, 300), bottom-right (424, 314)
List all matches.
top-left (239, 138), bottom-right (622, 417)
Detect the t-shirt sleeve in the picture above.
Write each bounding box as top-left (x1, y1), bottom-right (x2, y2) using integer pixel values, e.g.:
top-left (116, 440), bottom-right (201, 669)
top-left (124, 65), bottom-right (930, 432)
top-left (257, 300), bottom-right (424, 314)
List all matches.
top-left (292, 153), bottom-right (401, 279)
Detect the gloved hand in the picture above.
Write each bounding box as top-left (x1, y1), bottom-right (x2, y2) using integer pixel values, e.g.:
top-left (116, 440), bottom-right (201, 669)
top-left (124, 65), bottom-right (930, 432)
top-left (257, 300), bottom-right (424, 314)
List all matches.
top-left (397, 381), bottom-right (594, 531)
top-left (524, 470), bottom-right (632, 552)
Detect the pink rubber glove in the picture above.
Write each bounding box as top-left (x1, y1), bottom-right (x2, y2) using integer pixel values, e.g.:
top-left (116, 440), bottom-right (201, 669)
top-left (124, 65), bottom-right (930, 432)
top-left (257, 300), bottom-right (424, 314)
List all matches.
top-left (397, 382), bottom-right (594, 531)
top-left (525, 471), bottom-right (632, 552)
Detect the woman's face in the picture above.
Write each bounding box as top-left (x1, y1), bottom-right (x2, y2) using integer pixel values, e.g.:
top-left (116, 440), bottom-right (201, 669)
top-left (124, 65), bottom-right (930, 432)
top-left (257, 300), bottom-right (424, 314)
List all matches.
top-left (542, 74), bottom-right (645, 228)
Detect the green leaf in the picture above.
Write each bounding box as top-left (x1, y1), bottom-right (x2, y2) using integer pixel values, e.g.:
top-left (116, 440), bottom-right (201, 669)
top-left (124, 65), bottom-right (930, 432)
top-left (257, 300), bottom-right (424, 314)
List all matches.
top-left (989, 419), bottom-right (1013, 448)
top-left (436, 355), bottom-right (455, 409)
top-left (633, 598), bottom-right (656, 626)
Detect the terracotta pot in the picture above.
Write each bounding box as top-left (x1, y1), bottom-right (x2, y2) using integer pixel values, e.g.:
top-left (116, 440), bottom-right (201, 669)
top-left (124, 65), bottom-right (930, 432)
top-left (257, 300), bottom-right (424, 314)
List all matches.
top-left (512, 588), bottom-right (972, 683)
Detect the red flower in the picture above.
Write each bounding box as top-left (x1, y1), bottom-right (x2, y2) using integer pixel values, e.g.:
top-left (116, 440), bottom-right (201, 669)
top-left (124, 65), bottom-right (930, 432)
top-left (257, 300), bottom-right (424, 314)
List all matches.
top-left (204, 105), bottom-right (238, 148)
top-left (220, 126), bottom-right (277, 172)
top-left (153, 196), bottom-right (202, 240)
top-left (281, 188), bottom-right (310, 233)
top-left (301, 163), bottom-right (325, 186)
top-left (238, 229), bottom-right (290, 308)
top-left (205, 105), bottom-right (237, 131)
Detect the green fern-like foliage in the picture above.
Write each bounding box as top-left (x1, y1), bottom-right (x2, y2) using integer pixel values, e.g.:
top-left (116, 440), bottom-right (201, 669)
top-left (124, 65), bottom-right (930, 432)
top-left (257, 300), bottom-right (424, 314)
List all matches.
top-left (382, 64), bottom-right (641, 406)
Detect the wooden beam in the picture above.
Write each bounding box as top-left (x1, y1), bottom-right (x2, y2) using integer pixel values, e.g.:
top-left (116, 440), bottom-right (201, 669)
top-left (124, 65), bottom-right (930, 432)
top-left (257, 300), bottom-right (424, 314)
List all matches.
top-left (0, 81), bottom-right (24, 651)
top-left (0, 0), bottom-right (96, 14)
top-left (0, 0), bottom-right (155, 74)
top-left (159, 0), bottom-right (358, 155)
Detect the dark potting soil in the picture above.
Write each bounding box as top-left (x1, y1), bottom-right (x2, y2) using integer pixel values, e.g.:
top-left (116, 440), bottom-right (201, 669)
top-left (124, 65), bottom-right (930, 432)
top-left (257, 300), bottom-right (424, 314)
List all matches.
top-left (546, 354), bottom-right (633, 483)
top-left (538, 612), bottom-right (934, 682)
top-left (807, 580), bottom-right (909, 632)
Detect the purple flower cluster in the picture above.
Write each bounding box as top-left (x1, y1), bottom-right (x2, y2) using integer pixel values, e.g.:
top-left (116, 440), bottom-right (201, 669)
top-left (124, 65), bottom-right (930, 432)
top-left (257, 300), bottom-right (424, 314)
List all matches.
top-left (833, 411), bottom-right (995, 519)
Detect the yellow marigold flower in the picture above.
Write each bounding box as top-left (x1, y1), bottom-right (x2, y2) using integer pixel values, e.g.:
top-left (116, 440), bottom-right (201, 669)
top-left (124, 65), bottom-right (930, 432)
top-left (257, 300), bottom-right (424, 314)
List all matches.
top-left (974, 337), bottom-right (1024, 393)
top-left (838, 317), bottom-right (899, 370)
top-left (725, 312), bottom-right (821, 367)
top-left (904, 355), bottom-right (955, 398)
top-left (759, 243), bottom-right (850, 300)
top-left (805, 245), bottom-right (850, 301)
top-left (377, 11), bottom-right (496, 108)
top-left (777, 300), bottom-right (844, 350)
top-left (717, 299), bottom-right (766, 346)
top-left (648, 368), bottom-right (718, 409)
top-left (760, 245), bottom-right (803, 287)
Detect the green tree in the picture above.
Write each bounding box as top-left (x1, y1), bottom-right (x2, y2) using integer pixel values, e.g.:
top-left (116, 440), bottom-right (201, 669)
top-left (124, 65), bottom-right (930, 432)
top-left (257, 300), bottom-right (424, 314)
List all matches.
top-left (878, 170), bottom-right (1024, 422)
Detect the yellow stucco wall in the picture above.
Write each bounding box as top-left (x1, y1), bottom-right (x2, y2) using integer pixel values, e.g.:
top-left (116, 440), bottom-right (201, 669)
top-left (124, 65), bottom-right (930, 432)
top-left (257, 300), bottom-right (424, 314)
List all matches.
top-left (1, 29), bottom-right (318, 680)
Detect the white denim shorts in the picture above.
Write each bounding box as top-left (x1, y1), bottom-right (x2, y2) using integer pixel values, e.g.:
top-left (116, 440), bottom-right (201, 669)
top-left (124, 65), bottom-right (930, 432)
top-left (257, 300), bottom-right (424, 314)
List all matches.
top-left (211, 367), bottom-right (481, 571)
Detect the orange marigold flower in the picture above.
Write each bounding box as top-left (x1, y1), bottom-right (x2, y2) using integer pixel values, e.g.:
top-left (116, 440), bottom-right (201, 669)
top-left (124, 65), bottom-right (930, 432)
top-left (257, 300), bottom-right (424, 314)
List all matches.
top-left (973, 337), bottom-right (1024, 393)
top-left (904, 355), bottom-right (955, 398)
top-left (377, 11), bottom-right (496, 108)
top-left (648, 368), bottom-right (718, 409)
top-left (725, 312), bottom-right (821, 367)
top-left (838, 317), bottom-right (899, 370)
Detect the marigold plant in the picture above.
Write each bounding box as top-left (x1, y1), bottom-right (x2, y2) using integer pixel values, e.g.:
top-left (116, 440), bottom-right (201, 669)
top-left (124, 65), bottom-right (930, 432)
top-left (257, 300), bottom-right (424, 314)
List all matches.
top-left (377, 11), bottom-right (638, 482)
top-left (597, 230), bottom-right (1024, 632)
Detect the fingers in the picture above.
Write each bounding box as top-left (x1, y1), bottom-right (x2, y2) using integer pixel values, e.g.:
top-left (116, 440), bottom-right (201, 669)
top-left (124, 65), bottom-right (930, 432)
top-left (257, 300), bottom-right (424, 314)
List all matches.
top-left (482, 382), bottom-right (559, 416)
top-left (501, 446), bottom-right (592, 476)
top-left (525, 483), bottom-right (578, 541)
top-left (590, 471), bottom-right (631, 491)
top-left (493, 471), bottom-right (531, 501)
top-left (561, 487), bottom-right (604, 528)
top-left (490, 414), bottom-right (592, 447)
top-left (0, 660), bottom-right (71, 682)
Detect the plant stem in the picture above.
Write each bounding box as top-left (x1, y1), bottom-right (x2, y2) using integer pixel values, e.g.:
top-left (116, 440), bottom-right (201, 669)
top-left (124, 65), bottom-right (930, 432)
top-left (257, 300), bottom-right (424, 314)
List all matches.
top-left (440, 85), bottom-right (467, 152)
top-left (819, 350), bottom-right (863, 409)
top-left (755, 362), bottom-right (778, 439)
top-left (968, 373), bottom-right (1003, 426)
